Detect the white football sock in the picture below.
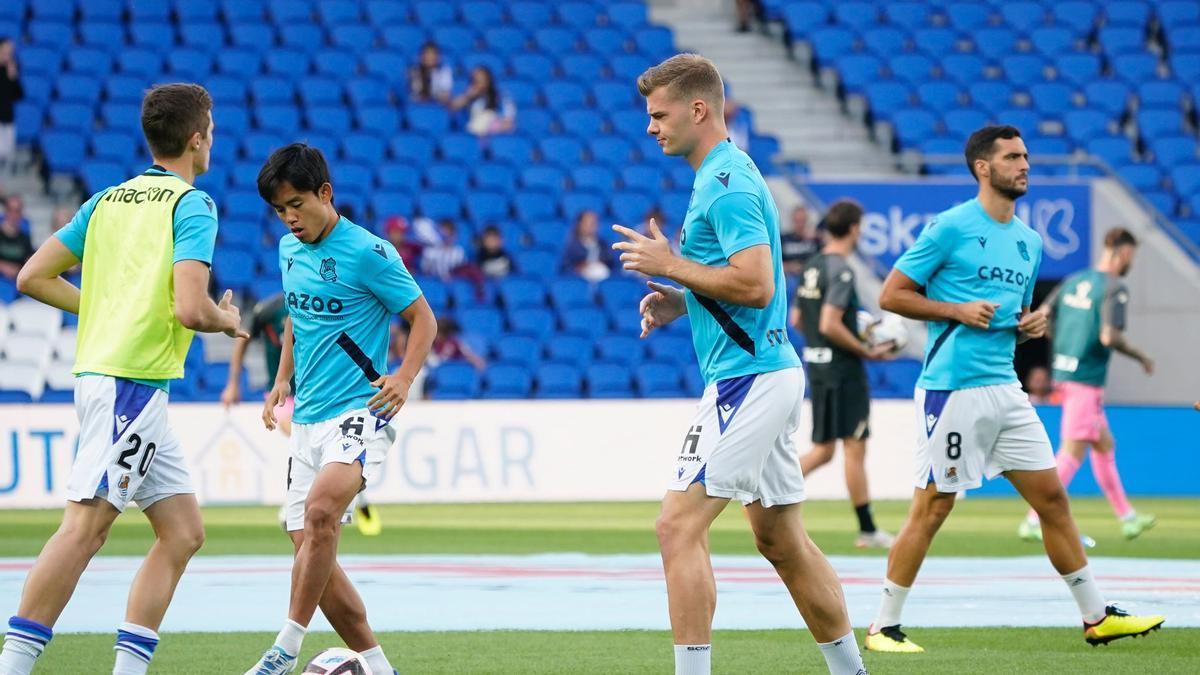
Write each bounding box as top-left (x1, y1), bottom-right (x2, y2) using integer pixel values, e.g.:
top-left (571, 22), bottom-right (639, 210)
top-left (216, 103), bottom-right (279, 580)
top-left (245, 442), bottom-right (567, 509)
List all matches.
top-left (873, 578), bottom-right (911, 629)
top-left (673, 644), bottom-right (710, 675)
top-left (818, 631), bottom-right (867, 675)
top-left (360, 645), bottom-right (394, 674)
top-left (1062, 566), bottom-right (1107, 623)
top-left (0, 638), bottom-right (42, 675)
top-left (113, 622), bottom-right (159, 674)
top-left (276, 619), bottom-right (306, 656)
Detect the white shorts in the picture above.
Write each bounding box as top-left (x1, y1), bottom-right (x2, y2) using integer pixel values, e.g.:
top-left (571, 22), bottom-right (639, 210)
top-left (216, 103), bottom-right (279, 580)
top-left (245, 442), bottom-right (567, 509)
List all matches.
top-left (285, 408), bottom-right (396, 531)
top-left (65, 375), bottom-right (194, 512)
top-left (668, 367), bottom-right (806, 508)
top-left (914, 383), bottom-right (1055, 493)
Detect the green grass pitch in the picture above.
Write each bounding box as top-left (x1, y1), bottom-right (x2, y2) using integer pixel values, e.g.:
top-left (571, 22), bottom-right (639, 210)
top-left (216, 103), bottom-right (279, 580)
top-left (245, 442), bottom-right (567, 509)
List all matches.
top-left (3, 497), bottom-right (1198, 673)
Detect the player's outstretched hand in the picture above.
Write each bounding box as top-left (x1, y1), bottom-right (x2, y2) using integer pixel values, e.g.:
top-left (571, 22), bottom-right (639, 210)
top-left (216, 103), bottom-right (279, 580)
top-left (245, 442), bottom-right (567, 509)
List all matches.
top-left (866, 343), bottom-right (899, 360)
top-left (612, 219), bottom-right (675, 277)
top-left (220, 382), bottom-right (240, 408)
top-left (219, 289), bottom-right (251, 339)
top-left (368, 373), bottom-right (411, 421)
top-left (956, 300), bottom-right (998, 329)
top-left (1017, 309), bottom-right (1047, 339)
top-left (262, 380), bottom-right (290, 431)
top-left (1140, 356), bottom-right (1155, 375)
top-left (638, 280), bottom-right (686, 338)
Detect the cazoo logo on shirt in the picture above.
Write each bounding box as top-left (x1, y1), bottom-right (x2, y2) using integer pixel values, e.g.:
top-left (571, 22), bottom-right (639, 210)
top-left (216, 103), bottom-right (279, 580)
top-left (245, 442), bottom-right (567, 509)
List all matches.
top-left (287, 292), bottom-right (344, 315)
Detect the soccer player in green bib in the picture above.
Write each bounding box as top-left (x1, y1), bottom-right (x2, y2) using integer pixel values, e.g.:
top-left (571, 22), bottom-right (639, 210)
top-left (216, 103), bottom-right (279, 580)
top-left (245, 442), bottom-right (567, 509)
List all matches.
top-left (1018, 228), bottom-right (1157, 541)
top-left (613, 54), bottom-right (865, 675)
top-left (2, 84), bottom-right (247, 675)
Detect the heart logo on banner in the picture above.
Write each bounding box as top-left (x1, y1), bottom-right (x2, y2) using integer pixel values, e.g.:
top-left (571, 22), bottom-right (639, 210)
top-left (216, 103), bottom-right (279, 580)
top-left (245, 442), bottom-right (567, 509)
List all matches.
top-left (1032, 198), bottom-right (1080, 260)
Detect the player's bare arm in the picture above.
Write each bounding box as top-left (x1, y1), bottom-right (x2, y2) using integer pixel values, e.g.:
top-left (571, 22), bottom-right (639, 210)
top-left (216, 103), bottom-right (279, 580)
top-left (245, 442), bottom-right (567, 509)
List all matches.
top-left (14, 237), bottom-right (82, 314)
top-left (1100, 325), bottom-right (1154, 374)
top-left (637, 280), bottom-right (687, 338)
top-left (819, 303), bottom-right (893, 360)
top-left (263, 317), bottom-right (294, 431)
top-left (368, 295), bottom-right (436, 421)
top-left (879, 267), bottom-right (998, 329)
top-left (222, 334), bottom-right (251, 408)
top-left (612, 220), bottom-right (773, 308)
top-left (174, 260), bottom-right (249, 338)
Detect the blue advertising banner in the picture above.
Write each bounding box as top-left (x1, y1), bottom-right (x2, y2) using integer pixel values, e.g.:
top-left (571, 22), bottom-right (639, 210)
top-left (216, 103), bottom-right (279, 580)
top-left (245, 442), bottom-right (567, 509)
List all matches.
top-left (805, 180), bottom-right (1092, 280)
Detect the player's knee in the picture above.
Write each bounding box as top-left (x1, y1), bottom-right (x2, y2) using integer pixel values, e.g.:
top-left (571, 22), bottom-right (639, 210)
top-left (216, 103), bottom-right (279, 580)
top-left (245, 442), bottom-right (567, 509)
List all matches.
top-left (304, 500), bottom-right (343, 536)
top-left (59, 518), bottom-right (110, 553)
top-left (918, 495), bottom-right (955, 530)
top-left (808, 446), bottom-right (835, 467)
top-left (754, 532), bottom-right (787, 566)
top-left (1033, 485), bottom-right (1071, 521)
top-left (175, 524), bottom-right (206, 557)
top-left (655, 511), bottom-right (697, 553)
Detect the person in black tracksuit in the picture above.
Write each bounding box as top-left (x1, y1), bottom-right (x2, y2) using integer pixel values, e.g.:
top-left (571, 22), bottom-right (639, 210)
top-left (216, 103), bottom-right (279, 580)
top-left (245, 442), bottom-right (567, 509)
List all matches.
top-left (791, 200), bottom-right (896, 548)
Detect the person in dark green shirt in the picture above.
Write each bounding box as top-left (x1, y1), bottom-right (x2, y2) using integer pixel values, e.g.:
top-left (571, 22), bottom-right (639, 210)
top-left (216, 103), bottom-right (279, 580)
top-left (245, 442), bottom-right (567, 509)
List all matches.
top-left (1019, 228), bottom-right (1156, 542)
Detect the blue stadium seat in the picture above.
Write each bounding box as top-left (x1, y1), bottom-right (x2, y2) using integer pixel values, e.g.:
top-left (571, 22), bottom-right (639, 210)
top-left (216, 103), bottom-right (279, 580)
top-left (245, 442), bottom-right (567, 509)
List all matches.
top-left (995, 108), bottom-right (1040, 134)
top-left (973, 27), bottom-right (1018, 61)
top-left (607, 2), bottom-right (648, 30)
top-left (1169, 53), bottom-right (1200, 82)
top-left (1141, 190), bottom-right (1176, 216)
top-left (890, 108), bottom-right (938, 148)
top-left (81, 162), bottom-right (124, 194)
top-left (781, 2), bottom-right (830, 38)
top-left (340, 133), bottom-right (385, 165)
top-left (390, 133), bottom-right (436, 165)
top-left (498, 277), bottom-right (546, 311)
top-left (945, 3), bottom-right (992, 30)
top-left (214, 250), bottom-right (257, 293)
top-left (1028, 82), bottom-right (1075, 117)
top-left (306, 105), bottom-right (352, 136)
top-left (884, 2), bottom-right (930, 29)
top-left (482, 26), bottom-right (526, 55)
top-left (967, 81), bottom-right (1013, 115)
top-left (379, 26), bottom-right (425, 57)
top-left (318, 0), bottom-right (361, 24)
top-left (571, 165), bottom-right (616, 194)
top-left (130, 21), bottom-right (177, 49)
top-left (561, 54), bottom-right (607, 83)
top-left (596, 334), bottom-right (643, 368)
top-left (1117, 163), bottom-right (1162, 192)
top-left (636, 363), bottom-right (685, 398)
top-left (1000, 54), bottom-right (1047, 87)
top-left (1111, 54), bottom-right (1160, 84)
top-left (353, 106), bottom-right (399, 137)
top-left (917, 82), bottom-right (961, 111)
top-left (1098, 27), bottom-right (1144, 55)
top-left (511, 54), bottom-right (555, 82)
top-left (560, 306), bottom-right (610, 341)
top-left (117, 49), bottom-right (163, 80)
top-left (1170, 164), bottom-right (1200, 195)
top-left (1138, 80), bottom-right (1184, 109)
top-left (588, 136), bottom-right (635, 166)
top-left (429, 362), bottom-right (481, 399)
top-left (507, 306), bottom-right (556, 340)
top-left (471, 162), bottom-right (516, 192)
top-left (1137, 108), bottom-right (1184, 139)
top-left (541, 276), bottom-right (591, 314)
top-left (509, 1), bottom-right (553, 29)
top-left (1160, 1), bottom-right (1200, 25)
top-left (560, 191), bottom-right (605, 220)
top-left (1029, 27), bottom-right (1075, 57)
top-left (229, 23), bottom-right (277, 49)
top-left (557, 1), bottom-right (600, 29)
top-left (216, 48), bottom-right (261, 76)
top-left (250, 77), bottom-right (294, 106)
top-left (1150, 136), bottom-right (1197, 167)
top-left (940, 54), bottom-right (985, 85)
top-left (167, 49), bottom-right (215, 81)
top-left (539, 136), bottom-right (585, 167)
top-left (1055, 53), bottom-right (1101, 88)
top-left (862, 28), bottom-right (907, 59)
top-left (533, 27), bottom-right (579, 55)
top-left (482, 363), bottom-right (533, 399)
top-left (943, 109), bottom-right (989, 141)
top-left (644, 335), bottom-right (695, 369)
top-left (1167, 27), bottom-right (1200, 53)
top-left (834, 1), bottom-right (880, 29)
top-left (586, 363), bottom-right (633, 398)
top-left (78, 23), bottom-right (126, 52)
top-left (889, 54), bottom-right (935, 85)
top-left (418, 191), bottom-right (462, 220)
top-left (584, 28), bottom-right (627, 54)
top-left (54, 73), bottom-right (102, 107)
top-left (48, 103), bottom-right (93, 132)
top-left (1052, 2), bottom-right (1098, 33)
top-left (407, 104), bottom-right (451, 135)
top-left (809, 27), bottom-right (856, 63)
top-left (609, 191), bottom-right (654, 226)
top-left (465, 190), bottom-right (509, 224)
top-left (1086, 135), bottom-right (1134, 167)
top-left (534, 362), bottom-right (582, 398)
top-left (255, 104), bottom-right (300, 136)
top-left (89, 131), bottom-right (135, 163)
top-left (911, 28), bottom-right (957, 58)
top-left (620, 164), bottom-right (662, 193)
top-left (424, 162), bottom-right (468, 195)
top-left (79, 0), bottom-right (122, 21)
top-left (513, 191), bottom-right (557, 223)
top-left (370, 192), bottom-right (415, 221)
top-left (264, 48), bottom-right (311, 77)
top-left (1105, 1), bottom-right (1150, 28)
top-left (1083, 80), bottom-right (1131, 117)
top-left (1062, 109), bottom-right (1110, 143)
top-left (458, 306), bottom-right (504, 340)
top-left (864, 82), bottom-right (911, 119)
top-left (596, 277), bottom-right (644, 314)
top-left (610, 54), bottom-right (654, 83)
top-left (836, 55), bottom-right (883, 93)
top-left (28, 21), bottom-right (74, 49)
top-left (999, 1), bottom-right (1046, 31)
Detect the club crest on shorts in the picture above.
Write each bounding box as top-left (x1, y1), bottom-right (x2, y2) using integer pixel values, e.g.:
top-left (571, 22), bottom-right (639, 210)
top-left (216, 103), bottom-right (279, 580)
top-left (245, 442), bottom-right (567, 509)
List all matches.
top-left (944, 466), bottom-right (958, 484)
top-left (320, 257), bottom-right (338, 282)
top-left (117, 474), bottom-right (131, 498)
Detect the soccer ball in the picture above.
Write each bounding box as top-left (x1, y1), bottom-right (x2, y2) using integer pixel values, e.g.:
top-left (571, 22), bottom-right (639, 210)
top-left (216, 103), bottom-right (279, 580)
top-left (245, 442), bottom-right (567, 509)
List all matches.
top-left (302, 648), bottom-right (372, 675)
top-left (856, 310), bottom-right (910, 353)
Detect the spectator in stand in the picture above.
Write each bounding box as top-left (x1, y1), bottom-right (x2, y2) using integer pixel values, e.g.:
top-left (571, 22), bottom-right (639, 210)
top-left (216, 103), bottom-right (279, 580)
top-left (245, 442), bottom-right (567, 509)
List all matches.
top-left (0, 197), bottom-right (32, 281)
top-left (409, 42), bottom-right (453, 105)
top-left (452, 66), bottom-right (516, 137)
top-left (476, 225), bottom-right (513, 279)
top-left (51, 205), bottom-right (72, 232)
top-left (1024, 365), bottom-right (1061, 405)
top-left (780, 204), bottom-right (820, 279)
top-left (735, 0), bottom-right (764, 32)
top-left (0, 39), bottom-right (21, 176)
top-left (384, 215), bottom-right (423, 269)
top-left (562, 209), bottom-right (614, 283)
top-left (724, 98), bottom-right (751, 150)
top-left (2, 194), bottom-right (29, 232)
top-left (421, 219), bottom-right (467, 280)
top-left (429, 317), bottom-right (487, 371)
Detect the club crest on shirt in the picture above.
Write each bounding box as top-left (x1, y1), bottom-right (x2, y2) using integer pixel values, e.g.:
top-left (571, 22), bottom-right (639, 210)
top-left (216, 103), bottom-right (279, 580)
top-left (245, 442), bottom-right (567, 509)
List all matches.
top-left (320, 257), bottom-right (338, 282)
top-left (1017, 240), bottom-right (1030, 261)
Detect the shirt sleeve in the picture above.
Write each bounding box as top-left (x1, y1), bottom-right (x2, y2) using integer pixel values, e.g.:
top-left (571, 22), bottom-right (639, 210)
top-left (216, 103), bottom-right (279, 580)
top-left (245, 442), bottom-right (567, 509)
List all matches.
top-left (172, 190), bottom-right (219, 265)
top-left (361, 240), bottom-right (423, 314)
top-left (823, 258), bottom-right (856, 309)
top-left (53, 189), bottom-right (109, 259)
top-left (1102, 281), bottom-right (1129, 331)
top-left (893, 216), bottom-right (955, 287)
top-left (706, 191), bottom-right (770, 259)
